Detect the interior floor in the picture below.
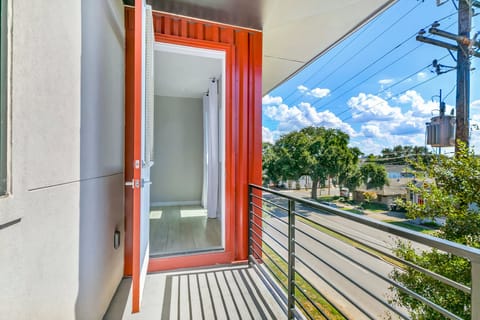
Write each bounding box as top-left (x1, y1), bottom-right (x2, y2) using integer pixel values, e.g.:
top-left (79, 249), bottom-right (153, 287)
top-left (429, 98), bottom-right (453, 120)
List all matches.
top-left (149, 205), bottom-right (222, 257)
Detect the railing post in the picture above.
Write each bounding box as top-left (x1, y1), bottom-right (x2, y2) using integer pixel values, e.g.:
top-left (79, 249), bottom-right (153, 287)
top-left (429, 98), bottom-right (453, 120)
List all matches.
top-left (472, 259), bottom-right (480, 320)
top-left (287, 199), bottom-right (296, 319)
top-left (248, 185), bottom-right (253, 263)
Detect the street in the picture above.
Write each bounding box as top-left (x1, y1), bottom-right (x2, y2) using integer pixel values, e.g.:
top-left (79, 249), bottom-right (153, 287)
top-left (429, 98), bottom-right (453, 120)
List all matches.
top-left (258, 192), bottom-right (411, 319)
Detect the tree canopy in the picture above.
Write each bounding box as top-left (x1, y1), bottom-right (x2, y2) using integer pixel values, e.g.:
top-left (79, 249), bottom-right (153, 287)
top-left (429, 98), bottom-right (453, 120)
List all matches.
top-left (390, 142), bottom-right (480, 319)
top-left (262, 126), bottom-right (362, 199)
top-left (360, 162), bottom-right (389, 189)
top-left (375, 145), bottom-right (432, 165)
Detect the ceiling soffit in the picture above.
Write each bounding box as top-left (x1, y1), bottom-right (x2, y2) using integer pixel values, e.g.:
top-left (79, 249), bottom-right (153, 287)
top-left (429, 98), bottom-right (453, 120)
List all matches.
top-left (126, 0), bottom-right (397, 94)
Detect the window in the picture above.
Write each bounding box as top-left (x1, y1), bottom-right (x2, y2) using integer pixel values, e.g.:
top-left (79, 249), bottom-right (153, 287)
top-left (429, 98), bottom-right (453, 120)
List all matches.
top-left (0, 0), bottom-right (7, 195)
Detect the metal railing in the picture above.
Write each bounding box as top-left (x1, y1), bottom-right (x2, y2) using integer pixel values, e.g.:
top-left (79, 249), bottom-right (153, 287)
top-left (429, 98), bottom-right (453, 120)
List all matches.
top-left (247, 184), bottom-right (480, 320)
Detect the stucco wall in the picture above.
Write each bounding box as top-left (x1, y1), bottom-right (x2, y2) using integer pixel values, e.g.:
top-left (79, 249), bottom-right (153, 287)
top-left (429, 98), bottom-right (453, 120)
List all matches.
top-left (150, 95), bottom-right (204, 205)
top-left (0, 0), bottom-right (125, 319)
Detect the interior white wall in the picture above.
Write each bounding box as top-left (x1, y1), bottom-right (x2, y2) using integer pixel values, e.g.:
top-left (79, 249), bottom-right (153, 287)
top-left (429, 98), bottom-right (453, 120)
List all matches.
top-left (0, 0), bottom-right (125, 319)
top-left (150, 96), bottom-right (204, 205)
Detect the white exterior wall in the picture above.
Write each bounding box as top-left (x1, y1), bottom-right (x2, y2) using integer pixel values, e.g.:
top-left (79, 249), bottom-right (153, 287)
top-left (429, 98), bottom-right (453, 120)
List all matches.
top-left (150, 96), bottom-right (204, 205)
top-left (0, 1), bottom-right (125, 319)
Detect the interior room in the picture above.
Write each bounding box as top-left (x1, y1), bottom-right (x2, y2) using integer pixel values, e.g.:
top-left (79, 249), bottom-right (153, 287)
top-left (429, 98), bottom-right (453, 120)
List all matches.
top-left (149, 43), bottom-right (225, 257)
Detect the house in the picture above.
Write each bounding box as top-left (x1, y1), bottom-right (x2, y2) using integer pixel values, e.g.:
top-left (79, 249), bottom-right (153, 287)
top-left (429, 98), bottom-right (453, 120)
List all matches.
top-left (0, 0), bottom-right (397, 318)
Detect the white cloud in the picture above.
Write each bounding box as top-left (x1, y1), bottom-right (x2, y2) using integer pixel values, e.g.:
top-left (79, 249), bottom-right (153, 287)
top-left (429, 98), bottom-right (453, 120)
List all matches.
top-left (348, 93), bottom-right (402, 122)
top-left (262, 94), bottom-right (283, 105)
top-left (296, 85), bottom-right (330, 99)
top-left (378, 78), bottom-right (394, 85)
top-left (264, 90), bottom-right (467, 155)
top-left (297, 85), bottom-right (308, 93)
top-left (360, 124), bottom-right (385, 138)
top-left (262, 126), bottom-right (275, 143)
top-left (471, 99), bottom-right (480, 112)
top-left (347, 90), bottom-right (445, 153)
top-left (417, 72), bottom-right (428, 80)
top-left (396, 90), bottom-right (441, 116)
top-left (310, 88), bottom-right (330, 98)
top-left (263, 101), bottom-right (356, 136)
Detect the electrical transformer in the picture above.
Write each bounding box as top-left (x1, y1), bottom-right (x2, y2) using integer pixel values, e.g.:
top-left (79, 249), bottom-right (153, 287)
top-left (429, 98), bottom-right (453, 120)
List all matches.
top-left (426, 115), bottom-right (455, 147)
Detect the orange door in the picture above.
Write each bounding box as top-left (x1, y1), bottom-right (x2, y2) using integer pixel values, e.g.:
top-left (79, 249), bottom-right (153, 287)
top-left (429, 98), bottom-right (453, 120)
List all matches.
top-left (124, 0), bottom-right (144, 313)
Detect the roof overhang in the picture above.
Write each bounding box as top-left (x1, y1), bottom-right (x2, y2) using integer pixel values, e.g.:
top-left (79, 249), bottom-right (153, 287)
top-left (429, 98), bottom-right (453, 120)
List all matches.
top-left (129, 0), bottom-right (397, 95)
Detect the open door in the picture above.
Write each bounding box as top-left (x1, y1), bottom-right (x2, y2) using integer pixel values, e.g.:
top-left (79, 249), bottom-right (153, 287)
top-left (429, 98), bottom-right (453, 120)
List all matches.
top-left (124, 0), bottom-right (153, 313)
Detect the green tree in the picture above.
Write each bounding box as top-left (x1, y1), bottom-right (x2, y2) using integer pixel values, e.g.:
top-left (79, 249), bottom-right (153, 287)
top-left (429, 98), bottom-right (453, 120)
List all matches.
top-left (337, 147), bottom-right (362, 193)
top-left (272, 130), bottom-right (313, 183)
top-left (301, 127), bottom-right (359, 199)
top-left (263, 126), bottom-right (361, 199)
top-left (262, 142), bottom-right (280, 186)
top-left (342, 165), bottom-right (363, 193)
top-left (378, 145), bottom-right (432, 165)
top-left (390, 142), bottom-right (480, 319)
top-left (360, 162), bottom-right (389, 189)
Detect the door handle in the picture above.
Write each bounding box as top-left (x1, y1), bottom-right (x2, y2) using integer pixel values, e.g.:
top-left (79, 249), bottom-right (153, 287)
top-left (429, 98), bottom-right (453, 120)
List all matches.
top-left (125, 179), bottom-right (140, 189)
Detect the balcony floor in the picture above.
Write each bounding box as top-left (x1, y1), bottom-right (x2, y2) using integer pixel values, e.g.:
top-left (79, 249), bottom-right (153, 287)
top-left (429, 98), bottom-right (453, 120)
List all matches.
top-left (104, 264), bottom-right (285, 319)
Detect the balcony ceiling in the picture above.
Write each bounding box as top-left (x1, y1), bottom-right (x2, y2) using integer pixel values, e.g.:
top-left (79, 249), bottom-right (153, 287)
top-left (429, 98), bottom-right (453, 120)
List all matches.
top-left (129, 0), bottom-right (397, 94)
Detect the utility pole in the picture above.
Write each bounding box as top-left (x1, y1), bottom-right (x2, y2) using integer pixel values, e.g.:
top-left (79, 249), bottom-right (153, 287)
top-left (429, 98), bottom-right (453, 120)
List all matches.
top-left (456, 0), bottom-right (472, 151)
top-left (416, 0), bottom-right (477, 153)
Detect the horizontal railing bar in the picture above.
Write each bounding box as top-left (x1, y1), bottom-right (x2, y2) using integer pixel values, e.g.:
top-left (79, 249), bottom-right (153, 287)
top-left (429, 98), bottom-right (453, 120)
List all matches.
top-left (250, 221), bottom-right (288, 253)
top-left (251, 251), bottom-right (288, 292)
top-left (253, 210), bottom-right (288, 238)
top-left (250, 255), bottom-right (304, 320)
top-left (293, 274), bottom-right (345, 320)
top-left (249, 255), bottom-right (289, 310)
top-left (250, 184), bottom-right (480, 261)
top-left (396, 280), bottom-right (464, 320)
top-left (292, 295), bottom-right (316, 320)
top-left (294, 230), bottom-right (460, 320)
top-left (293, 213), bottom-right (471, 294)
top-left (250, 192), bottom-right (289, 212)
top-left (294, 243), bottom-right (400, 319)
top-left (251, 211), bottom-right (289, 240)
top-left (250, 239), bottom-right (288, 280)
top-left (251, 202), bottom-right (288, 226)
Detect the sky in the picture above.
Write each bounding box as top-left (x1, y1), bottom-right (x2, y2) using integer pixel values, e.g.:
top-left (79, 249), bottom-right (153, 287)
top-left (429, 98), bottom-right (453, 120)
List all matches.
top-left (262, 0), bottom-right (480, 155)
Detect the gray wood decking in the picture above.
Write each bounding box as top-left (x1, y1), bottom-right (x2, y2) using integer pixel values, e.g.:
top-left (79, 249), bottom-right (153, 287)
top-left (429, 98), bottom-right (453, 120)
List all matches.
top-left (149, 206), bottom-right (222, 257)
top-left (104, 265), bottom-right (285, 320)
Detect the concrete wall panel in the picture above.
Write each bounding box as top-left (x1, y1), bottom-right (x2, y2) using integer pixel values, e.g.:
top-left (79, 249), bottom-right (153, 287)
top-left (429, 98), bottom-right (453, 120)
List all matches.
top-left (0, 0), bottom-right (125, 319)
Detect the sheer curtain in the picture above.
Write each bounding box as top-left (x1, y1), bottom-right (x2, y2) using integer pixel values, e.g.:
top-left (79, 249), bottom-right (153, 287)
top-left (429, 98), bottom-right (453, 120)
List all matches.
top-left (201, 94), bottom-right (208, 208)
top-left (203, 79), bottom-right (219, 218)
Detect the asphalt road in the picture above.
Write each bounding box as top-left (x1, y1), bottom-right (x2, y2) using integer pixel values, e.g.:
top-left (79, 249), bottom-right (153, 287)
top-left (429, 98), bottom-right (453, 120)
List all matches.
top-left (257, 193), bottom-right (411, 320)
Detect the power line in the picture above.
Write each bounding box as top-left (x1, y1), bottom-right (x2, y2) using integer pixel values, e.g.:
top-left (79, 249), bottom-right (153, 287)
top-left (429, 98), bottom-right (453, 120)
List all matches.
top-left (312, 20), bottom-right (458, 112)
top-left (340, 73), bottom-right (442, 122)
top-left (280, 14), bottom-right (379, 103)
top-left (443, 84), bottom-right (456, 99)
top-left (285, 11), bottom-right (457, 110)
top-left (330, 54), bottom-right (448, 119)
top-left (313, 43), bottom-right (424, 112)
top-left (284, 1), bottom-right (424, 106)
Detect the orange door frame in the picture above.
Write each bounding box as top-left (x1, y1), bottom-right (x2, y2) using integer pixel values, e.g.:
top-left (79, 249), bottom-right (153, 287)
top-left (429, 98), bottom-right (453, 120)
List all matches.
top-left (148, 36), bottom-right (236, 272)
top-left (124, 7), bottom-right (263, 282)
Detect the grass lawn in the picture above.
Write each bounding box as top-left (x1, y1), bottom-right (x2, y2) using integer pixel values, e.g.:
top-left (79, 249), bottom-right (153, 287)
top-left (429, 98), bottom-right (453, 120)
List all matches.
top-left (343, 208), bottom-right (364, 215)
top-left (384, 220), bottom-right (438, 235)
top-left (262, 244), bottom-right (345, 320)
top-left (360, 202), bottom-right (389, 212)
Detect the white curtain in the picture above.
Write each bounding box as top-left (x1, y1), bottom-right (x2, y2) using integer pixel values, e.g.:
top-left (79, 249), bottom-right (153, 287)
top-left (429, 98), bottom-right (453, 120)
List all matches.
top-left (201, 94), bottom-right (209, 208)
top-left (203, 79), bottom-right (219, 218)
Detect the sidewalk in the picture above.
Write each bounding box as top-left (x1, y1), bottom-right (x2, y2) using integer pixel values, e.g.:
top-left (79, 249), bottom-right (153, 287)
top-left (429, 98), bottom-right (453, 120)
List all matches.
top-left (275, 188), bottom-right (407, 223)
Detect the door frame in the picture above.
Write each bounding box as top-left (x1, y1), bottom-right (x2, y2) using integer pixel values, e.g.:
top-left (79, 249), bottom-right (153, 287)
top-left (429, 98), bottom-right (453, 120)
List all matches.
top-left (147, 35), bottom-right (235, 272)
